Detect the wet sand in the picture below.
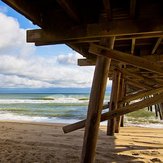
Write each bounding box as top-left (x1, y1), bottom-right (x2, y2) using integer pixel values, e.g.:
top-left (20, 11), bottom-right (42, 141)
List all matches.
top-left (0, 121), bottom-right (162, 163)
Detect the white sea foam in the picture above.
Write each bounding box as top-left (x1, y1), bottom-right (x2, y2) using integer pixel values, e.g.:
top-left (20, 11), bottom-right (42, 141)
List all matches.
top-left (126, 122), bottom-right (163, 128)
top-left (0, 111), bottom-right (79, 124)
top-left (0, 98), bottom-right (88, 104)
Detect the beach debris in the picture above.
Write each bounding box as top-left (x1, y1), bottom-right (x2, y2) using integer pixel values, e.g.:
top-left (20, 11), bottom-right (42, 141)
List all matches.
top-left (150, 158), bottom-right (163, 163)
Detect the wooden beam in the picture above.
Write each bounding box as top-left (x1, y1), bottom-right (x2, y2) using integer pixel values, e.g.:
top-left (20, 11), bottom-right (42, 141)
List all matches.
top-left (78, 54), bottom-right (163, 67)
top-left (130, 0), bottom-right (137, 18)
top-left (27, 19), bottom-right (163, 45)
top-left (78, 58), bottom-right (121, 67)
top-left (151, 37), bottom-right (162, 54)
top-left (116, 32), bottom-right (163, 40)
top-left (56, 0), bottom-right (79, 22)
top-left (63, 93), bottom-right (163, 133)
top-left (126, 79), bottom-right (152, 90)
top-left (78, 58), bottom-right (96, 66)
top-left (89, 44), bottom-right (163, 74)
top-left (120, 69), bottom-right (161, 86)
top-left (121, 87), bottom-right (163, 103)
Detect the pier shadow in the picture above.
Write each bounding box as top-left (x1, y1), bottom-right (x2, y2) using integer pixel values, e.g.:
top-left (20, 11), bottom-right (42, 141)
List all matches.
top-left (0, 122), bottom-right (162, 163)
top-left (94, 125), bottom-right (163, 163)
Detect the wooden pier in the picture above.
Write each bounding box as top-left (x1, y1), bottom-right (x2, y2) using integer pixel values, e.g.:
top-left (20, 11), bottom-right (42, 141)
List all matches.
top-left (2, 0), bottom-right (163, 162)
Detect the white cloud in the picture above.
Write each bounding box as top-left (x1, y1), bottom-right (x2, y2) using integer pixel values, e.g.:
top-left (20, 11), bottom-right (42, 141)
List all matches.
top-left (0, 13), bottom-right (34, 57)
top-left (0, 12), bottom-right (97, 88)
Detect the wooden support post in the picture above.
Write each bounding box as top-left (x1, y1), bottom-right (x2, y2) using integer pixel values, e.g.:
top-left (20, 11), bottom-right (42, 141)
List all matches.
top-left (120, 81), bottom-right (126, 127)
top-left (159, 103), bottom-right (163, 120)
top-left (107, 70), bottom-right (121, 136)
top-left (80, 59), bottom-right (110, 162)
top-left (115, 77), bottom-right (125, 133)
top-left (81, 37), bottom-right (114, 163)
top-left (155, 104), bottom-right (158, 118)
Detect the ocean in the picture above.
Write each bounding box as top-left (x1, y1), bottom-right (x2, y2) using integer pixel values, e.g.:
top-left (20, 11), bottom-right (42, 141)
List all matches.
top-left (0, 93), bottom-right (162, 128)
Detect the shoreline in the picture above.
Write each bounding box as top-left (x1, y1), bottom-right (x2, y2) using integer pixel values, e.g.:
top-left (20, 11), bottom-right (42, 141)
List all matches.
top-left (0, 121), bottom-right (162, 162)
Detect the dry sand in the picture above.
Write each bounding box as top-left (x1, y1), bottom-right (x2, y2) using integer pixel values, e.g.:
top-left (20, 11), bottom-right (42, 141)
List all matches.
top-left (0, 122), bottom-right (162, 163)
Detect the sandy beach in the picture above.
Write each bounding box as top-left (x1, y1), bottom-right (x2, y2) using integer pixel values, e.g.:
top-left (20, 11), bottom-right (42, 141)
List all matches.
top-left (0, 122), bottom-right (162, 163)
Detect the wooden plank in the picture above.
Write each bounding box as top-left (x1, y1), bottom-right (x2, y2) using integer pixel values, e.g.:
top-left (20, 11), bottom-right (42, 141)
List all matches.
top-left (63, 93), bottom-right (163, 133)
top-left (121, 87), bottom-right (163, 104)
top-left (151, 37), bottom-right (162, 54)
top-left (78, 59), bottom-right (96, 66)
top-left (116, 32), bottom-right (163, 40)
top-left (78, 58), bottom-right (119, 67)
top-left (89, 44), bottom-right (163, 74)
top-left (107, 70), bottom-right (121, 135)
top-left (78, 54), bottom-right (163, 66)
top-left (27, 19), bottom-right (163, 44)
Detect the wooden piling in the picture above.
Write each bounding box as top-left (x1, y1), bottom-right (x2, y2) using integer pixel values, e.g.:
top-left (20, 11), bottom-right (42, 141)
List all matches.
top-left (107, 70), bottom-right (121, 136)
top-left (115, 77), bottom-right (124, 133)
top-left (80, 56), bottom-right (111, 163)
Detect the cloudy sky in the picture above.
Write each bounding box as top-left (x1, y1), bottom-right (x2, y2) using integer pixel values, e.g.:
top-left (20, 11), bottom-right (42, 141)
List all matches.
top-left (0, 2), bottom-right (111, 89)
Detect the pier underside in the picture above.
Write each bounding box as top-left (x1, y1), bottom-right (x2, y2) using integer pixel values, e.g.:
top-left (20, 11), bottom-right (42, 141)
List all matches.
top-left (2, 0), bottom-right (163, 162)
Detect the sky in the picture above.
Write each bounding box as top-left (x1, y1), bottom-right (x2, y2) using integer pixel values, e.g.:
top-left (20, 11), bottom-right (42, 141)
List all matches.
top-left (0, 2), bottom-right (111, 90)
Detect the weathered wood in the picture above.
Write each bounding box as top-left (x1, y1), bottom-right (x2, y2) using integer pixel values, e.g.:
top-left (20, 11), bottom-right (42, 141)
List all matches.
top-left (81, 56), bottom-right (111, 163)
top-left (80, 37), bottom-right (115, 163)
top-left (107, 70), bottom-right (121, 136)
top-left (131, 38), bottom-right (136, 54)
top-left (116, 32), bottom-right (163, 40)
top-left (122, 70), bottom-right (160, 86)
top-left (151, 38), bottom-right (162, 54)
top-left (122, 87), bottom-right (163, 104)
top-left (27, 19), bottom-right (163, 44)
top-left (158, 105), bottom-right (163, 120)
top-left (63, 93), bottom-right (163, 133)
top-left (155, 104), bottom-right (159, 118)
top-left (115, 76), bottom-right (124, 133)
top-left (126, 79), bottom-right (152, 90)
top-left (89, 43), bottom-right (163, 74)
top-left (159, 103), bottom-right (163, 120)
top-left (78, 54), bottom-right (163, 67)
